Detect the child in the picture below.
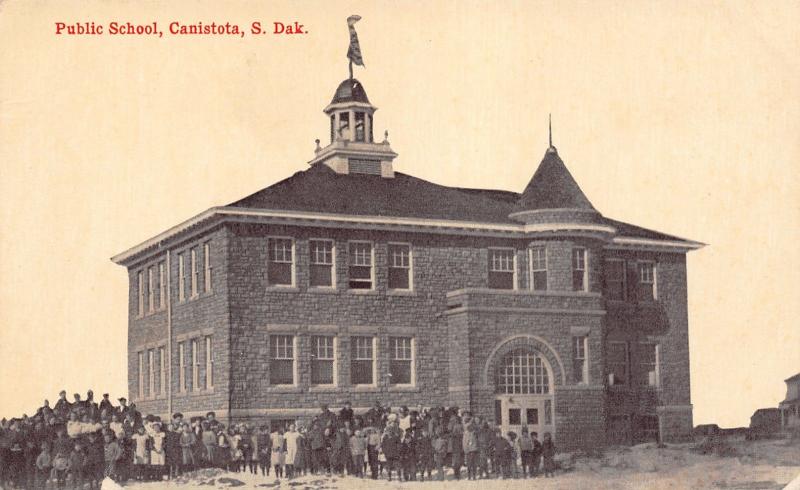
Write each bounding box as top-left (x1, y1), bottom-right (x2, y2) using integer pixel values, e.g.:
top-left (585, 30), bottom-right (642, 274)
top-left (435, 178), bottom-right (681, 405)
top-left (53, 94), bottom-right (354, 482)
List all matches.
top-left (132, 425), bottom-right (150, 480)
top-left (349, 429), bottom-right (366, 477)
top-left (256, 426), bottom-right (271, 476)
top-left (150, 423), bottom-right (166, 480)
top-left (201, 422), bottom-right (216, 466)
top-left (68, 441), bottom-right (87, 489)
top-left (229, 427), bottom-right (243, 472)
top-left (240, 428), bottom-right (254, 474)
top-left (179, 423), bottom-right (197, 471)
top-left (271, 425), bottom-right (286, 478)
top-left (51, 428), bottom-right (72, 490)
top-left (35, 441), bottom-right (52, 489)
top-left (400, 428), bottom-right (416, 481)
top-left (380, 426), bottom-right (400, 481)
top-left (216, 427), bottom-right (231, 470)
top-left (431, 428), bottom-right (447, 482)
top-left (85, 431), bottom-right (105, 489)
top-left (415, 428), bottom-right (434, 481)
top-left (541, 432), bottom-right (555, 477)
top-left (164, 423), bottom-right (182, 479)
top-left (103, 432), bottom-right (123, 481)
top-left (463, 422), bottom-right (479, 480)
top-left (507, 432), bottom-right (519, 478)
top-left (366, 427), bottom-right (381, 479)
top-left (531, 431), bottom-right (542, 477)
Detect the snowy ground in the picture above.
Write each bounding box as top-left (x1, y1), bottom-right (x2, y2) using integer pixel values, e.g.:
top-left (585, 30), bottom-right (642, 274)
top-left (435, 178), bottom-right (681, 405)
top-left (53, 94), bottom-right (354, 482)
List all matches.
top-left (120, 438), bottom-right (800, 490)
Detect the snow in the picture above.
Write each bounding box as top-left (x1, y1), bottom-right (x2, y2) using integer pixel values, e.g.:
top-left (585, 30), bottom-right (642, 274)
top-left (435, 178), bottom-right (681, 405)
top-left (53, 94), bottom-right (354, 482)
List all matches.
top-left (125, 438), bottom-right (800, 489)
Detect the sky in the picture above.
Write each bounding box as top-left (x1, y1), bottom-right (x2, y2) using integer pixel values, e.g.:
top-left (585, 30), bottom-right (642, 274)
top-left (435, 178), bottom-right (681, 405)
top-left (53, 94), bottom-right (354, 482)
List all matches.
top-left (0, 0), bottom-right (798, 428)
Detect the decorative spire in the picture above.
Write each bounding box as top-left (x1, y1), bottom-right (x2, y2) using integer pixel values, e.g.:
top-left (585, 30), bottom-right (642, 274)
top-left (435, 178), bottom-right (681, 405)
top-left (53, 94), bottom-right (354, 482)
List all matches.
top-left (547, 113), bottom-right (557, 153)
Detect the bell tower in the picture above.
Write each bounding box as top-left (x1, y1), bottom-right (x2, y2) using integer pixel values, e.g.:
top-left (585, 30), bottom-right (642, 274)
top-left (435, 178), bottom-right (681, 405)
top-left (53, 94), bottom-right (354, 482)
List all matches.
top-left (308, 15), bottom-right (397, 178)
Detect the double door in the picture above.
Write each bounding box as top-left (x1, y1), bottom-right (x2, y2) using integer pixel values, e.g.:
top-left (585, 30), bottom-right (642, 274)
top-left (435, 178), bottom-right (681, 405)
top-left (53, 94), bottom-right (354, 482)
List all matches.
top-left (495, 394), bottom-right (554, 438)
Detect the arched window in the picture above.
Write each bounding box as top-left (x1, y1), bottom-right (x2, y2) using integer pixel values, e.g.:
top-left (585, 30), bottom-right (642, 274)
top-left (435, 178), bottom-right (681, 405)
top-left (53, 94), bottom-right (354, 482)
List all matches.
top-left (497, 349), bottom-right (550, 394)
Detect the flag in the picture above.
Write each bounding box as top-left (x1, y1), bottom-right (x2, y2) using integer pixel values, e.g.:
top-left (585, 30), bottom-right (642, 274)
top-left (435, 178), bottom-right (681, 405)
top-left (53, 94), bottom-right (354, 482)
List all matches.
top-left (347, 15), bottom-right (364, 67)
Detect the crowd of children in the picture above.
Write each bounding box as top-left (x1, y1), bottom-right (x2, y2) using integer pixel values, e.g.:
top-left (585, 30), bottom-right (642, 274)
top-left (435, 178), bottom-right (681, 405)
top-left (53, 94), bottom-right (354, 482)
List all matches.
top-left (0, 391), bottom-right (558, 488)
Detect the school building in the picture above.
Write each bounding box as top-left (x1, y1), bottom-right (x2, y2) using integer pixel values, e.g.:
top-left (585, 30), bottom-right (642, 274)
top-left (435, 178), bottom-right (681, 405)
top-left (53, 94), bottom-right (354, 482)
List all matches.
top-left (112, 69), bottom-right (704, 450)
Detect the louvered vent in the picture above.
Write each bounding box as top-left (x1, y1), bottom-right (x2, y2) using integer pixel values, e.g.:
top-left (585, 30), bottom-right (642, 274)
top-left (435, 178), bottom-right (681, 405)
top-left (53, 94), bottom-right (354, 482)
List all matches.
top-left (348, 158), bottom-right (382, 175)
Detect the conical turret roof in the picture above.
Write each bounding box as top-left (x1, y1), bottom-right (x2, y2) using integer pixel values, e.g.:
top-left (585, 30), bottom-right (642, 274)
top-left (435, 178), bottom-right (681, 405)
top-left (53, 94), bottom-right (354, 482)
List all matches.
top-left (514, 147), bottom-right (596, 212)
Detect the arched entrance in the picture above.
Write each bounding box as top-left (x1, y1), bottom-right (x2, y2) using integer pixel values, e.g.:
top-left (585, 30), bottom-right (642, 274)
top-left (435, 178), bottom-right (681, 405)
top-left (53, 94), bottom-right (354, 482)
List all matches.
top-left (493, 348), bottom-right (555, 438)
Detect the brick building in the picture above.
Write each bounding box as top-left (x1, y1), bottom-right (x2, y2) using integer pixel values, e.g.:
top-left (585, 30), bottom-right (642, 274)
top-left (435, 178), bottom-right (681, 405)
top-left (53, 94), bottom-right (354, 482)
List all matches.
top-left (112, 75), bottom-right (704, 450)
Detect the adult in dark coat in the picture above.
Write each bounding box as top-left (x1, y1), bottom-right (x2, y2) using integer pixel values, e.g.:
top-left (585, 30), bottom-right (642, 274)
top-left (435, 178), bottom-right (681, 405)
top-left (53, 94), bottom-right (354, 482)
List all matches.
top-left (338, 402), bottom-right (354, 428)
top-left (98, 394), bottom-right (114, 415)
top-left (164, 425), bottom-right (182, 478)
top-left (308, 423), bottom-right (327, 474)
top-left (381, 427), bottom-right (401, 481)
top-left (448, 418), bottom-right (464, 480)
top-left (54, 391), bottom-right (71, 418)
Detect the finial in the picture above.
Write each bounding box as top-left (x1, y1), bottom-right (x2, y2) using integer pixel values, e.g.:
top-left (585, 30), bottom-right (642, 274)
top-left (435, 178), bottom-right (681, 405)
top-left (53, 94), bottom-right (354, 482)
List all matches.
top-left (547, 114), bottom-right (557, 153)
top-left (315, 138), bottom-right (321, 152)
top-left (383, 130), bottom-right (389, 143)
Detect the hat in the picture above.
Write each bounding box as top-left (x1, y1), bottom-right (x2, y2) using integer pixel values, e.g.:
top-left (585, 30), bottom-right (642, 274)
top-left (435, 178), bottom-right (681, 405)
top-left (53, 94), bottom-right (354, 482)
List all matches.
top-left (118, 397), bottom-right (126, 402)
top-left (172, 412), bottom-right (183, 420)
top-left (206, 411), bottom-right (216, 418)
top-left (102, 393), bottom-right (109, 397)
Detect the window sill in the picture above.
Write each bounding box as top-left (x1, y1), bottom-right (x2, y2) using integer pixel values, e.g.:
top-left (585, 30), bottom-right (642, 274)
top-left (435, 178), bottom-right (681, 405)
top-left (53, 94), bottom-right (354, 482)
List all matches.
top-left (387, 290), bottom-right (416, 297)
top-left (264, 386), bottom-right (302, 394)
top-left (351, 385), bottom-right (380, 392)
top-left (308, 385), bottom-right (343, 393)
top-left (308, 287), bottom-right (338, 294)
top-left (177, 388), bottom-right (215, 397)
top-left (347, 289), bottom-right (378, 295)
top-left (266, 286), bottom-right (299, 292)
top-left (388, 385), bottom-right (419, 393)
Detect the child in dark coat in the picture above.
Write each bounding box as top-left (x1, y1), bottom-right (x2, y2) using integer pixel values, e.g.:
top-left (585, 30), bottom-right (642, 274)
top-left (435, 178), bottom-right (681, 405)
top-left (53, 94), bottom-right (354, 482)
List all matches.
top-left (541, 432), bottom-right (555, 477)
top-left (414, 428), bottom-right (434, 481)
top-left (68, 442), bottom-right (87, 489)
top-left (400, 428), bottom-right (416, 481)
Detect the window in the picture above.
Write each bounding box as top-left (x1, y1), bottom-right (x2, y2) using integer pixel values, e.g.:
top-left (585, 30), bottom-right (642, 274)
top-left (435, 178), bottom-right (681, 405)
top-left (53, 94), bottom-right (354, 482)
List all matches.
top-left (309, 240), bottom-right (334, 288)
top-left (137, 352), bottom-right (144, 399)
top-left (608, 341), bottom-right (629, 386)
top-left (572, 248), bottom-right (588, 292)
top-left (270, 335), bottom-right (295, 385)
top-left (158, 262), bottom-right (166, 309)
top-left (311, 336), bottom-right (336, 385)
top-left (544, 399), bottom-right (552, 425)
top-left (178, 342), bottom-right (186, 392)
top-left (388, 243), bottom-right (412, 290)
top-left (635, 343), bottom-right (660, 387)
top-left (204, 242), bottom-right (212, 293)
top-left (368, 114), bottom-right (374, 142)
top-left (348, 242), bottom-right (373, 289)
top-left (205, 336), bottom-right (214, 389)
top-left (330, 114), bottom-right (335, 143)
top-left (190, 248), bottom-right (198, 298)
top-left (178, 253), bottom-right (186, 302)
top-left (351, 336), bottom-right (375, 385)
top-left (488, 248), bottom-right (515, 290)
top-left (159, 346), bottom-right (166, 396)
top-left (497, 349), bottom-right (550, 394)
top-left (148, 349), bottom-right (155, 397)
top-left (147, 267), bottom-right (155, 313)
top-left (573, 336), bottom-right (588, 384)
top-left (338, 111), bottom-right (350, 139)
top-left (389, 337), bottom-right (414, 385)
top-left (268, 238), bottom-right (294, 286)
top-left (509, 408), bottom-right (521, 425)
top-left (638, 262), bottom-right (657, 301)
top-left (526, 408), bottom-right (539, 425)
top-left (191, 339), bottom-right (199, 391)
top-left (605, 259), bottom-right (626, 301)
top-left (137, 271), bottom-right (144, 316)
top-left (354, 112), bottom-right (365, 142)
top-left (530, 247), bottom-right (547, 291)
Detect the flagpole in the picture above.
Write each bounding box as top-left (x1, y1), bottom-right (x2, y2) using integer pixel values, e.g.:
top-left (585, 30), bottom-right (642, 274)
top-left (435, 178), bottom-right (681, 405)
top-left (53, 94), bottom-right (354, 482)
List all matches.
top-left (349, 60), bottom-right (353, 80)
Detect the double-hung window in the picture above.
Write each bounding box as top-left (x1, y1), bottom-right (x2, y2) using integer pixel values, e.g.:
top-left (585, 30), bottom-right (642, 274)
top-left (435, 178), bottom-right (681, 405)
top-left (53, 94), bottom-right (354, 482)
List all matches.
top-left (270, 335), bottom-right (295, 385)
top-left (636, 343), bottom-right (660, 387)
top-left (158, 262), bottom-right (166, 309)
top-left (573, 336), bottom-right (589, 384)
top-left (605, 259), bottom-right (626, 300)
top-left (190, 248), bottom-right (198, 298)
top-left (573, 248), bottom-right (588, 292)
top-left (178, 342), bottom-right (186, 392)
top-left (205, 336), bottom-right (214, 389)
top-left (203, 242), bottom-right (212, 293)
top-left (268, 238), bottom-right (294, 286)
top-left (178, 254), bottom-right (186, 302)
top-left (638, 262), bottom-right (657, 301)
top-left (530, 247), bottom-right (547, 291)
top-left (309, 240), bottom-right (334, 288)
top-left (159, 346), bottom-right (166, 396)
top-left (137, 352), bottom-right (145, 399)
top-left (388, 243), bottom-right (412, 290)
top-left (348, 242), bottom-right (373, 290)
top-left (351, 336), bottom-right (375, 385)
top-left (488, 248), bottom-right (515, 290)
top-left (147, 267), bottom-right (155, 313)
top-left (311, 336), bottom-right (336, 385)
top-left (148, 350), bottom-right (155, 397)
top-left (191, 339), bottom-right (199, 391)
top-left (137, 271), bottom-right (144, 316)
top-left (608, 341), bottom-right (629, 386)
top-left (389, 337), bottom-right (414, 385)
